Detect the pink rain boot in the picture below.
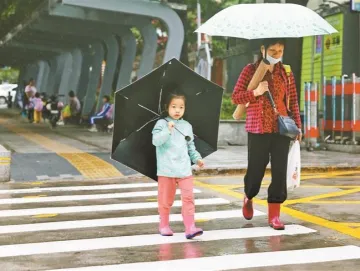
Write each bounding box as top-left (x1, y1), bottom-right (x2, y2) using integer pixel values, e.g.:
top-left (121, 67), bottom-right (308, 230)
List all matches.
top-left (183, 215), bottom-right (203, 239)
top-left (159, 214), bottom-right (174, 236)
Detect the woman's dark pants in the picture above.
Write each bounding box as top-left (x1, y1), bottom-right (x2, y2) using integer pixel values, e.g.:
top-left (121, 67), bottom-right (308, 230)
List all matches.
top-left (244, 133), bottom-right (290, 204)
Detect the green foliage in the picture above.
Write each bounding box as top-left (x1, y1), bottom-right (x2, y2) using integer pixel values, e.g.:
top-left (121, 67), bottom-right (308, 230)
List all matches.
top-left (0, 67), bottom-right (19, 83)
top-left (220, 93), bottom-right (237, 120)
top-left (184, 0), bottom-right (255, 56)
top-left (0, 0), bottom-right (46, 39)
top-left (131, 27), bottom-right (144, 56)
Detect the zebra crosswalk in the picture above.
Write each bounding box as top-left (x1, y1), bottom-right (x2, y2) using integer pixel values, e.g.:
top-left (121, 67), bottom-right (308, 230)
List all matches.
top-left (0, 179), bottom-right (359, 270)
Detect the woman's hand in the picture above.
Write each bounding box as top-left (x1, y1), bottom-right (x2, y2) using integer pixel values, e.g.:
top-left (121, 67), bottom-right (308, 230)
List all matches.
top-left (253, 81), bottom-right (269, 97)
top-left (296, 129), bottom-right (302, 142)
top-left (197, 160), bottom-right (205, 168)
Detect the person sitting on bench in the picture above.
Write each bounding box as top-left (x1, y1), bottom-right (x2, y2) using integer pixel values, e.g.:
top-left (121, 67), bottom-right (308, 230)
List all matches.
top-left (58, 90), bottom-right (81, 125)
top-left (88, 95), bottom-right (112, 132)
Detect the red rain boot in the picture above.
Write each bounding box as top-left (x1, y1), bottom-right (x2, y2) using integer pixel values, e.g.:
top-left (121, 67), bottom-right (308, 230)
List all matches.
top-left (268, 203), bottom-right (285, 230)
top-left (159, 214), bottom-right (174, 236)
top-left (242, 196), bottom-right (254, 220)
top-left (183, 215), bottom-right (203, 239)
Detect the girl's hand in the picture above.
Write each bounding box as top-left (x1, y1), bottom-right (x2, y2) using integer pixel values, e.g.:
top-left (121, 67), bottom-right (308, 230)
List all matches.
top-left (168, 121), bottom-right (175, 131)
top-left (197, 160), bottom-right (205, 168)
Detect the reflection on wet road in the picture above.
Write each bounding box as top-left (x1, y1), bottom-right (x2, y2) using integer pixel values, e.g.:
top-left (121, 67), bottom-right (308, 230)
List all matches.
top-left (0, 173), bottom-right (359, 270)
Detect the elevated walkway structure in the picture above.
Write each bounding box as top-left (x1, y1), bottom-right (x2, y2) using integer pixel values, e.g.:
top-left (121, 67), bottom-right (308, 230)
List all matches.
top-left (0, 0), bottom-right (185, 116)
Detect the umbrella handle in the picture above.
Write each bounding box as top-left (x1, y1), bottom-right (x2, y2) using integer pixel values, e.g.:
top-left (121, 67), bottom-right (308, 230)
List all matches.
top-left (162, 118), bottom-right (191, 142)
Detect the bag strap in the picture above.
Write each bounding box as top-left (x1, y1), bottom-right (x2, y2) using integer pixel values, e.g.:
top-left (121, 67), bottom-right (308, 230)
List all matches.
top-left (266, 64), bottom-right (291, 115)
top-left (267, 64), bottom-right (291, 115)
top-left (266, 92), bottom-right (279, 115)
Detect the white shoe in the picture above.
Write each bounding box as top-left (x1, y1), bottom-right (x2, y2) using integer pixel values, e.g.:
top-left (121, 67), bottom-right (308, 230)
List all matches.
top-left (88, 127), bottom-right (98, 132)
top-left (108, 123), bottom-right (114, 129)
top-left (57, 121), bottom-right (64, 126)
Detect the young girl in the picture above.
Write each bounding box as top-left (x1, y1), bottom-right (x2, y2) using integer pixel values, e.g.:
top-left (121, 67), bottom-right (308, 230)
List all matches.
top-left (33, 92), bottom-right (44, 124)
top-left (152, 93), bottom-right (205, 239)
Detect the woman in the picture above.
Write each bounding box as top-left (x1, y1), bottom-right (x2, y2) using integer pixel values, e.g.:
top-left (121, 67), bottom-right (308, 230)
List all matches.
top-left (232, 38), bottom-right (302, 230)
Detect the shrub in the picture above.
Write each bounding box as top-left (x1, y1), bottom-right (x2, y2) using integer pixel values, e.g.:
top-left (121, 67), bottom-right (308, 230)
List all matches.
top-left (220, 93), bottom-right (237, 120)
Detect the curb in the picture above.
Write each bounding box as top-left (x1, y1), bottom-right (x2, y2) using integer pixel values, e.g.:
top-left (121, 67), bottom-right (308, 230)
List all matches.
top-left (6, 174), bottom-right (145, 184)
top-left (193, 166), bottom-right (360, 177)
top-left (5, 166), bottom-right (360, 184)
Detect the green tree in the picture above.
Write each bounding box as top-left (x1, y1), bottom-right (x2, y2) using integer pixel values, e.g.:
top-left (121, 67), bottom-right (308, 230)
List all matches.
top-left (0, 0), bottom-right (46, 39)
top-left (0, 67), bottom-right (19, 83)
top-left (182, 0), bottom-right (255, 58)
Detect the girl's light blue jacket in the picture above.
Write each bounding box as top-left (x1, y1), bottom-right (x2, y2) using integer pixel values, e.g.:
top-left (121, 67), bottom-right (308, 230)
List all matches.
top-left (152, 117), bottom-right (202, 178)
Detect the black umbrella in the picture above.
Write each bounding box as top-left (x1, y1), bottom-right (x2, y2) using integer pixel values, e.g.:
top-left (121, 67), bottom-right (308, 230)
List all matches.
top-left (111, 58), bottom-right (224, 181)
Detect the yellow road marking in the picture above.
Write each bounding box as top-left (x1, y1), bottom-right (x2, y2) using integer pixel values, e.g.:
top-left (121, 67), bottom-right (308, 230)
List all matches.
top-left (280, 206), bottom-right (360, 239)
top-left (194, 180), bottom-right (360, 240)
top-left (0, 162), bottom-right (10, 165)
top-left (310, 200), bottom-right (360, 204)
top-left (284, 188), bottom-right (360, 205)
top-left (196, 170), bottom-right (360, 183)
top-left (209, 184), bottom-right (243, 189)
top-left (0, 157), bottom-right (11, 160)
top-left (23, 195), bottom-right (47, 198)
top-left (195, 175), bottom-right (244, 180)
top-left (0, 119), bottom-right (122, 179)
top-left (194, 180), bottom-right (267, 205)
top-left (300, 171), bottom-right (360, 181)
top-left (300, 185), bottom-right (360, 188)
top-left (33, 214), bottom-right (58, 218)
top-left (195, 219), bottom-right (209, 223)
top-left (146, 198), bottom-right (158, 202)
top-left (30, 181), bottom-right (44, 185)
top-left (204, 183), bottom-right (360, 189)
top-left (338, 222), bottom-right (360, 227)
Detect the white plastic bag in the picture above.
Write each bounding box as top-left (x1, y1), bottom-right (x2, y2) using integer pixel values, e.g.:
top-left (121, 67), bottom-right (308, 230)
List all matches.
top-left (287, 141), bottom-right (301, 191)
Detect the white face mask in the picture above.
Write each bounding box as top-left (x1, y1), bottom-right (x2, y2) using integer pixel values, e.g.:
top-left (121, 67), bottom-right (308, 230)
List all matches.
top-left (266, 54), bottom-right (282, 65)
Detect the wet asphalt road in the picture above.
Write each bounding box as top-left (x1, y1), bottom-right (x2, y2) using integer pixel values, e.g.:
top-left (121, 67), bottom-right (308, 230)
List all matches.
top-left (0, 173), bottom-right (359, 270)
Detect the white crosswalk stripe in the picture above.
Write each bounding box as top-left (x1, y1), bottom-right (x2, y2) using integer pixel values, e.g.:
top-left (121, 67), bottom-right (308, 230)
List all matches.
top-left (0, 189), bottom-right (201, 205)
top-left (0, 181), bottom-right (358, 271)
top-left (0, 183), bottom-right (158, 194)
top-left (48, 246), bottom-right (360, 271)
top-left (0, 225), bottom-right (315, 258)
top-left (0, 198), bottom-right (229, 217)
top-left (0, 210), bottom-right (265, 234)
top-left (46, 246), bottom-right (360, 271)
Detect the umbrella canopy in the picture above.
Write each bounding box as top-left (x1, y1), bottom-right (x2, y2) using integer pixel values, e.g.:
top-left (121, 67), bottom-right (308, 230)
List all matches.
top-left (195, 3), bottom-right (338, 39)
top-left (111, 58), bottom-right (224, 181)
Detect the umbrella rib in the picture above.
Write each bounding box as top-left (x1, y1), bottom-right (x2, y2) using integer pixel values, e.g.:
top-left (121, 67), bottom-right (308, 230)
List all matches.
top-left (120, 116), bottom-right (160, 143)
top-left (136, 116), bottom-right (160, 132)
top-left (137, 104), bottom-right (160, 117)
top-left (158, 69), bottom-right (167, 114)
top-left (158, 87), bottom-right (163, 114)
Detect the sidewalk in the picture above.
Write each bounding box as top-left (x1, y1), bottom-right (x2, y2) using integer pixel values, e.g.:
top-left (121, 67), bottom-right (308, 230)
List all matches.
top-left (2, 108), bottom-right (360, 181)
top-left (55, 126), bottom-right (360, 175)
top-left (43, 127), bottom-right (360, 175)
top-left (58, 127), bottom-right (360, 173)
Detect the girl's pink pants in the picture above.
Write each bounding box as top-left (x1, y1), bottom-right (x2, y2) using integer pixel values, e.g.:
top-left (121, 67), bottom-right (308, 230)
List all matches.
top-left (157, 176), bottom-right (195, 216)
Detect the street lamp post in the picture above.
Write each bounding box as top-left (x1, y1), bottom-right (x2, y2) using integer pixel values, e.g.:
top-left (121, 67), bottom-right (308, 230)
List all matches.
top-left (195, 0), bottom-right (212, 81)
